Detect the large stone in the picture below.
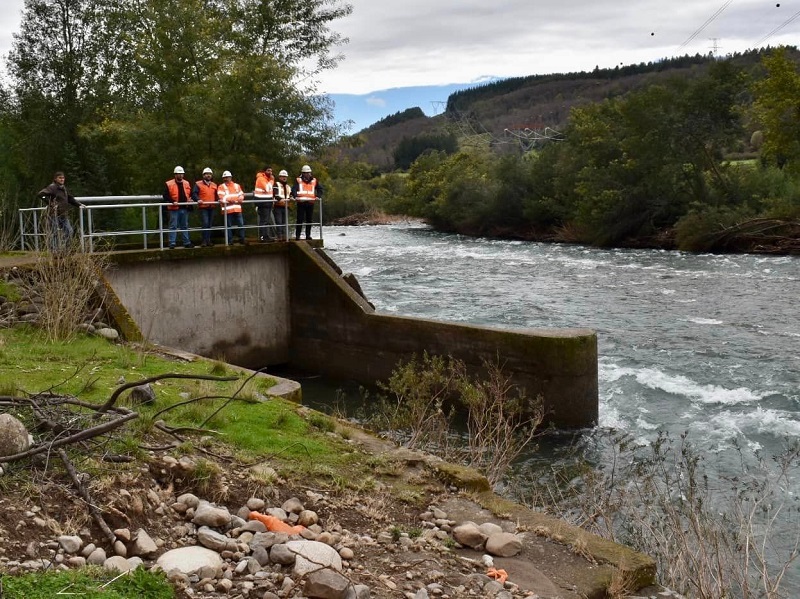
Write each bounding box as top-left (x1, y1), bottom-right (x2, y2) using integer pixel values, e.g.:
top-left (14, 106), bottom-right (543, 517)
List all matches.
top-left (156, 546), bottom-right (223, 576)
top-left (193, 502), bottom-right (231, 528)
top-left (452, 522), bottom-right (486, 550)
top-left (104, 556), bottom-right (136, 572)
top-left (269, 544), bottom-right (296, 566)
top-left (197, 526), bottom-right (236, 552)
top-left (128, 384), bottom-right (156, 405)
top-left (287, 540), bottom-right (342, 576)
top-left (0, 414), bottom-right (30, 457)
top-left (57, 535), bottom-right (82, 554)
top-left (96, 327), bottom-right (120, 341)
top-left (485, 532), bottom-right (523, 557)
top-left (130, 528), bottom-right (158, 557)
top-left (304, 568), bottom-right (350, 599)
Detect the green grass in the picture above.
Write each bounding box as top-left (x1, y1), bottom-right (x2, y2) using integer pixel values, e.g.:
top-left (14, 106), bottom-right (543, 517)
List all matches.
top-left (0, 567), bottom-right (175, 599)
top-left (0, 278), bottom-right (22, 302)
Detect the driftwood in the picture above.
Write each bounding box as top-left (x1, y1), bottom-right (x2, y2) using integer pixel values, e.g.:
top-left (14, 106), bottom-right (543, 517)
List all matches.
top-left (706, 218), bottom-right (800, 254)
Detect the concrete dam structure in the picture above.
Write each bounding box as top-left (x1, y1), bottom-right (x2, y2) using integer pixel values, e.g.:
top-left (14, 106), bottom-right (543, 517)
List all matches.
top-left (103, 242), bottom-right (598, 429)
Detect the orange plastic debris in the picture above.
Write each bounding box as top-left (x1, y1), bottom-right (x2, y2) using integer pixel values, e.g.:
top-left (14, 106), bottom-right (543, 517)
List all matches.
top-left (487, 567), bottom-right (508, 584)
top-left (249, 511), bottom-right (305, 534)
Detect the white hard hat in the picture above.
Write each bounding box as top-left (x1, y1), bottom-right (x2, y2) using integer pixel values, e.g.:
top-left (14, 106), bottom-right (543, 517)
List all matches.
top-left (278, 169), bottom-right (288, 177)
top-left (301, 164), bottom-right (312, 173)
top-left (222, 170), bottom-right (232, 178)
top-left (202, 167), bottom-right (213, 175)
top-left (173, 166), bottom-right (185, 174)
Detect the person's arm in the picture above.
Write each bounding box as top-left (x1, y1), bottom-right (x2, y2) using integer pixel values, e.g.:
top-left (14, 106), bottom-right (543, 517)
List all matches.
top-left (290, 182), bottom-right (298, 198)
top-left (163, 184), bottom-right (172, 204)
top-left (191, 183), bottom-right (200, 204)
top-left (314, 181), bottom-right (324, 199)
top-left (67, 193), bottom-right (85, 208)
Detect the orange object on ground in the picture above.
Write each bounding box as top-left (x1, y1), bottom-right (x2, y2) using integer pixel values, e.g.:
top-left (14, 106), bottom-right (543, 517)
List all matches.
top-left (487, 567), bottom-right (508, 584)
top-left (249, 511), bottom-right (305, 534)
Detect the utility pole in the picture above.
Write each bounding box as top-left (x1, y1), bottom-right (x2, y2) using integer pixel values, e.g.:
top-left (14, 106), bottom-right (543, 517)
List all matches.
top-left (709, 37), bottom-right (721, 57)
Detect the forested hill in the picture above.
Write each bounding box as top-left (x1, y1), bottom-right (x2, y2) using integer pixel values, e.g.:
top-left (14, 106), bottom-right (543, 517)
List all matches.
top-left (339, 49), bottom-right (780, 170)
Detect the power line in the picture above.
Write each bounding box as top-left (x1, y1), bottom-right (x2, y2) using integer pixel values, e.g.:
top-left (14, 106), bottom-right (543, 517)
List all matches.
top-left (754, 9), bottom-right (800, 47)
top-left (678, 0), bottom-right (733, 51)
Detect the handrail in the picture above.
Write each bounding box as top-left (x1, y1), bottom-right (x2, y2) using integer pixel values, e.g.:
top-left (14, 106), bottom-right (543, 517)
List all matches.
top-left (18, 194), bottom-right (323, 252)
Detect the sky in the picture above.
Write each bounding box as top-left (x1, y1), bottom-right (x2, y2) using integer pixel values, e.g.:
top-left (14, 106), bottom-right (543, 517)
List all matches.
top-left (2, 0), bottom-right (798, 129)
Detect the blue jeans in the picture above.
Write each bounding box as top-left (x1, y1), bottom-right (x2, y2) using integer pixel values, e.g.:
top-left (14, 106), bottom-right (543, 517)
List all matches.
top-left (226, 212), bottom-right (245, 243)
top-left (48, 214), bottom-right (74, 252)
top-left (199, 209), bottom-right (214, 245)
top-left (274, 203), bottom-right (288, 240)
top-left (168, 208), bottom-right (191, 247)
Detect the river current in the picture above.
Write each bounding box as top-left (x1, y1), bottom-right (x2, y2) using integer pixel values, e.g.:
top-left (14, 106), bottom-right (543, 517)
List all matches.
top-left (320, 222), bottom-right (800, 588)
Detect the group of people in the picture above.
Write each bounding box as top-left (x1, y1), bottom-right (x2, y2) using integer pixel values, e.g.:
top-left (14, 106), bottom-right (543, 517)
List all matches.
top-left (163, 164), bottom-right (324, 248)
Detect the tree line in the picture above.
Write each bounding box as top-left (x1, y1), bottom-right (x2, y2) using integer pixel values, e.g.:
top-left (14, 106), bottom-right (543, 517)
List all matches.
top-left (325, 49), bottom-right (800, 253)
top-left (0, 0), bottom-right (352, 241)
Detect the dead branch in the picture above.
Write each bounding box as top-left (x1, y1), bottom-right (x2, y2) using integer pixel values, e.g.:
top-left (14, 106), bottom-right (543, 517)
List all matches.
top-left (97, 373), bottom-right (238, 414)
top-left (58, 448), bottom-right (118, 546)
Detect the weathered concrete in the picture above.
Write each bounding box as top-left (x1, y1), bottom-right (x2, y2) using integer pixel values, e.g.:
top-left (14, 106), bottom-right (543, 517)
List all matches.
top-left (100, 241), bottom-right (598, 428)
top-left (105, 245), bottom-right (290, 366)
top-left (287, 243), bottom-right (598, 428)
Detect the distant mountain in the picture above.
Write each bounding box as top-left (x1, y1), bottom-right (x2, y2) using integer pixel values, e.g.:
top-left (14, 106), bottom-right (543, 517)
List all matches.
top-left (328, 81), bottom-right (496, 133)
top-left (336, 49), bottom-right (785, 171)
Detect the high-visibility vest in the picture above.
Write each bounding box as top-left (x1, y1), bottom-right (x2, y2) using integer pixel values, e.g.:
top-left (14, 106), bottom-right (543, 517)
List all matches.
top-left (274, 181), bottom-right (291, 207)
top-left (217, 182), bottom-right (244, 214)
top-left (165, 179), bottom-right (192, 211)
top-left (254, 172), bottom-right (275, 200)
top-left (194, 180), bottom-right (218, 207)
top-left (295, 177), bottom-right (317, 202)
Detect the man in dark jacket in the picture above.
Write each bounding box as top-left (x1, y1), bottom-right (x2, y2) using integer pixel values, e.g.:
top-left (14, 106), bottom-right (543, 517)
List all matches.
top-left (37, 171), bottom-right (85, 252)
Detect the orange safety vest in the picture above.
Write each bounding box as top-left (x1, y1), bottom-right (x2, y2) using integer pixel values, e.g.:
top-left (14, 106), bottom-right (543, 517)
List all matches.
top-left (295, 177), bottom-right (317, 202)
top-left (165, 178), bottom-right (193, 211)
top-left (217, 182), bottom-right (244, 214)
top-left (254, 172), bottom-right (275, 200)
top-left (194, 180), bottom-right (218, 208)
top-left (274, 181), bottom-right (291, 207)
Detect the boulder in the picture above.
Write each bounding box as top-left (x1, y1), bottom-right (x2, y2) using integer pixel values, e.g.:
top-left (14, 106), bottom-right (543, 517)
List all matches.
top-left (0, 414), bottom-right (30, 457)
top-left (287, 540), bottom-right (342, 576)
top-left (304, 568), bottom-right (350, 599)
top-left (156, 546), bottom-right (223, 576)
top-left (452, 522), bottom-right (486, 550)
top-left (485, 532), bottom-right (523, 557)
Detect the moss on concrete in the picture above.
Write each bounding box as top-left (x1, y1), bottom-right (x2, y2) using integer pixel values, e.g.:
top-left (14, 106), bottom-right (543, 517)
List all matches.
top-left (434, 462), bottom-right (491, 493)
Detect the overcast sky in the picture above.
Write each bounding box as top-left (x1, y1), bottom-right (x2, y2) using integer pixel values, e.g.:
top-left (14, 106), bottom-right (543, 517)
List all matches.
top-left (1, 0), bottom-right (798, 94)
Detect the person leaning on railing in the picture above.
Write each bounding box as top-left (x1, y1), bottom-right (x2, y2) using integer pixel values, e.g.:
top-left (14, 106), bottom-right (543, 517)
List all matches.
top-left (163, 166), bottom-right (195, 249)
top-left (192, 167), bottom-right (218, 247)
top-left (37, 171), bottom-right (86, 252)
top-left (273, 169), bottom-right (292, 241)
top-left (291, 164), bottom-right (323, 241)
top-left (254, 166), bottom-right (277, 243)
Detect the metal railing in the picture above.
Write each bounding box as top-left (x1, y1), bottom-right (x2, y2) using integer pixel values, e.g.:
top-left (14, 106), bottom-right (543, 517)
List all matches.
top-left (19, 194), bottom-right (323, 252)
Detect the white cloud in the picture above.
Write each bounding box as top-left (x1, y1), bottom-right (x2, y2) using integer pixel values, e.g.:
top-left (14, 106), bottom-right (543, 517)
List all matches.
top-left (365, 96), bottom-right (386, 107)
top-left (1, 0), bottom-right (798, 94)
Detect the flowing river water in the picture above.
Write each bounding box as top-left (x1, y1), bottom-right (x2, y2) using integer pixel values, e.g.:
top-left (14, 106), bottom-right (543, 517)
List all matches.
top-left (318, 223), bottom-right (800, 589)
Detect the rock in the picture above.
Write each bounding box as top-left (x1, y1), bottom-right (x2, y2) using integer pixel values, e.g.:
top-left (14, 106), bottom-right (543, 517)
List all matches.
top-left (304, 568), bottom-right (351, 599)
top-left (338, 547), bottom-right (354, 560)
top-left (156, 546), bottom-right (223, 576)
top-left (269, 544), bottom-right (296, 566)
top-left (128, 384), bottom-right (156, 405)
top-left (287, 540), bottom-right (342, 576)
top-left (282, 497), bottom-right (304, 514)
top-left (246, 497), bottom-right (266, 511)
top-left (104, 555), bottom-right (135, 572)
top-left (485, 532), bottom-right (522, 557)
top-left (346, 584), bottom-right (371, 599)
top-left (96, 327), bottom-right (120, 341)
top-left (193, 502), bottom-right (232, 528)
top-left (197, 526), bottom-right (236, 552)
top-left (87, 547), bottom-right (107, 565)
top-left (57, 535), bottom-right (82, 554)
top-left (176, 493), bottom-right (200, 509)
top-left (477, 522), bottom-right (504, 537)
top-left (130, 528), bottom-right (158, 557)
top-left (0, 414), bottom-right (30, 457)
top-left (298, 509), bottom-right (319, 527)
top-left (66, 556), bottom-right (86, 568)
top-left (452, 522), bottom-right (486, 550)
top-left (113, 528), bottom-right (131, 543)
top-left (251, 545), bottom-right (270, 566)
top-left (113, 540), bottom-right (127, 557)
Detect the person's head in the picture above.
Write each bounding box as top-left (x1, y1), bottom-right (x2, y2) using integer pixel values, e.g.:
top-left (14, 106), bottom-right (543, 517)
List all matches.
top-left (264, 166), bottom-right (273, 176)
top-left (202, 167), bottom-right (213, 181)
top-left (53, 171), bottom-right (65, 184)
top-left (300, 164), bottom-right (312, 181)
top-left (222, 170), bottom-right (233, 181)
top-left (173, 166), bottom-right (185, 180)
top-left (278, 169), bottom-right (288, 181)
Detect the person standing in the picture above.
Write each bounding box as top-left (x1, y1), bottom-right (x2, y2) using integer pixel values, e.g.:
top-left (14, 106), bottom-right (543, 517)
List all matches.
top-left (192, 167), bottom-right (218, 247)
top-left (273, 169), bottom-right (292, 241)
top-left (254, 166), bottom-right (277, 242)
top-left (291, 164), bottom-right (323, 240)
top-left (37, 171), bottom-right (86, 252)
top-left (218, 170), bottom-right (246, 245)
top-left (163, 166), bottom-right (194, 249)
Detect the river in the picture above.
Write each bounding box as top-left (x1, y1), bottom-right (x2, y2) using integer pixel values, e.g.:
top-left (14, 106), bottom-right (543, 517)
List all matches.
top-left (319, 222), bottom-right (800, 590)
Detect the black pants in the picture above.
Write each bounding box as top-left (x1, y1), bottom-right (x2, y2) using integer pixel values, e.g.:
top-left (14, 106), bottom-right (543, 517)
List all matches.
top-left (295, 202), bottom-right (315, 239)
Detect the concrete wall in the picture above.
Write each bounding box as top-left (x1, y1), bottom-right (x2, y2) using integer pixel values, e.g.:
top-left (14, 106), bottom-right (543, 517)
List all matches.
top-left (105, 246), bottom-right (290, 366)
top-left (288, 243), bottom-right (598, 429)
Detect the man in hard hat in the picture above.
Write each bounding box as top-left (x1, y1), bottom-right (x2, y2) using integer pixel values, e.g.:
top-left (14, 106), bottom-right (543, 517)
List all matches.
top-left (291, 164), bottom-right (324, 241)
top-left (217, 170), bottom-right (246, 245)
top-left (273, 169), bottom-right (292, 241)
top-left (192, 167), bottom-right (218, 247)
top-left (163, 166), bottom-right (194, 248)
top-left (254, 166), bottom-right (276, 242)
top-left (37, 171), bottom-right (86, 253)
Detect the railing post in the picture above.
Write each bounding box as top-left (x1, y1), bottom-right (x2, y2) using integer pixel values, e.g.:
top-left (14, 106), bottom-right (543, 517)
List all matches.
top-left (142, 207), bottom-right (148, 250)
top-left (19, 211), bottom-right (25, 251)
top-left (33, 210), bottom-right (40, 252)
top-left (319, 198), bottom-right (323, 242)
top-left (79, 206), bottom-right (87, 252)
top-left (158, 205), bottom-right (165, 250)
